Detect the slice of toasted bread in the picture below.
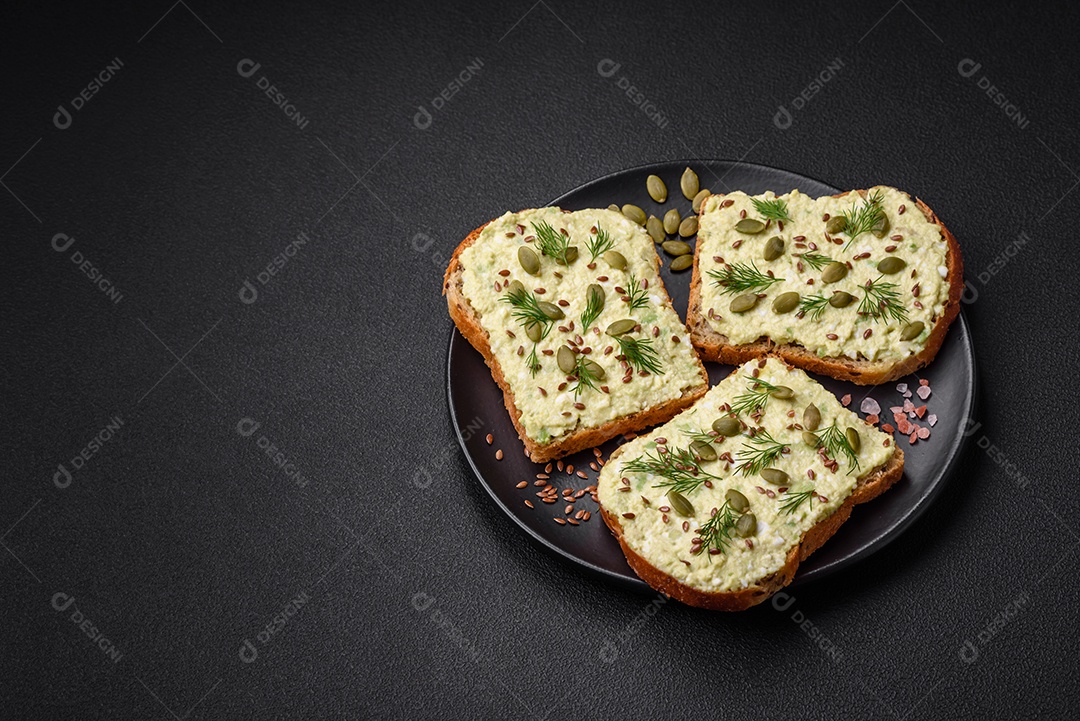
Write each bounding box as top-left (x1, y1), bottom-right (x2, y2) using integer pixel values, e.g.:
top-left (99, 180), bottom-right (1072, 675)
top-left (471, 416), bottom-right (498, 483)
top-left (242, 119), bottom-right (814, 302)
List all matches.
top-left (597, 356), bottom-right (904, 611)
top-left (687, 188), bottom-right (963, 385)
top-left (444, 208), bottom-right (709, 463)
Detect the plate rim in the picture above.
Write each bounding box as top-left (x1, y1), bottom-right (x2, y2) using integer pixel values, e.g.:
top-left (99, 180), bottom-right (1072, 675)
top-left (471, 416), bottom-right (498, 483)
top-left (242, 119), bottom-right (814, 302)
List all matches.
top-left (447, 159), bottom-right (977, 592)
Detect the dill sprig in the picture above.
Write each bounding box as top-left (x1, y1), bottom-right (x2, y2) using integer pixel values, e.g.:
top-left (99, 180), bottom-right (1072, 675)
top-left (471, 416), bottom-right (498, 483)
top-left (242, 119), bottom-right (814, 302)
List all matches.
top-left (624, 274), bottom-right (650, 311)
top-left (500, 287), bottom-right (554, 338)
top-left (752, 197), bottom-right (791, 222)
top-left (585, 224), bottom-right (614, 263)
top-left (798, 252), bottom-right (833, 271)
top-left (779, 486), bottom-right (815, 515)
top-left (729, 375), bottom-right (779, 416)
top-left (685, 430), bottom-right (718, 445)
top-left (695, 501), bottom-right (740, 555)
top-left (735, 428), bottom-right (787, 476)
top-left (857, 275), bottom-right (909, 324)
top-left (814, 422), bottom-right (860, 471)
top-left (623, 446), bottom-right (723, 495)
top-left (525, 344), bottom-right (541, 376)
top-left (571, 355), bottom-right (602, 398)
top-left (708, 261), bottom-right (785, 295)
top-left (532, 220), bottom-right (573, 265)
top-left (580, 287), bottom-right (604, 332)
top-left (839, 190), bottom-right (886, 250)
top-left (615, 335), bottom-right (664, 375)
top-left (797, 293), bottom-right (830, 321)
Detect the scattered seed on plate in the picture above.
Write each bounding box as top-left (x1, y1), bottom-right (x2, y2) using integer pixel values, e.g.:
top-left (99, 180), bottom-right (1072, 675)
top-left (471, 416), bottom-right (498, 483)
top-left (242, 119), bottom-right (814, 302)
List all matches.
top-left (495, 449), bottom-right (504, 460)
top-left (485, 433), bottom-right (493, 445)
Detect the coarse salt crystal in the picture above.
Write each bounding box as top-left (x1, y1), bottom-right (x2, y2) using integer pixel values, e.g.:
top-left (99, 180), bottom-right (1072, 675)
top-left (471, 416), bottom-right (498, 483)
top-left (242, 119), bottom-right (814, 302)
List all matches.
top-left (917, 385), bottom-right (932, 400)
top-left (841, 394), bottom-right (851, 407)
top-left (860, 397), bottom-right (881, 415)
top-left (928, 414), bottom-right (938, 427)
top-left (917, 426), bottom-right (931, 440)
top-left (896, 383), bottom-right (908, 394)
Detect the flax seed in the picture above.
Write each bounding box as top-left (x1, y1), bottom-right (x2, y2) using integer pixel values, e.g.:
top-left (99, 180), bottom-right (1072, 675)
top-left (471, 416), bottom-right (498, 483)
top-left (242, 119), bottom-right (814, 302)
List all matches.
top-left (516, 481), bottom-right (527, 489)
top-left (495, 449), bottom-right (504, 460)
top-left (554, 517), bottom-right (567, 525)
top-left (525, 500), bottom-right (534, 508)
top-left (622, 513), bottom-right (636, 519)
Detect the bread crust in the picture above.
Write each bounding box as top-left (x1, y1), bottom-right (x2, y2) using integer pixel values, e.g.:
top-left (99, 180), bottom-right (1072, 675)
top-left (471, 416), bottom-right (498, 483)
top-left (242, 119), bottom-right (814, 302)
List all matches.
top-left (599, 361), bottom-right (905, 611)
top-left (687, 190), bottom-right (964, 385)
top-left (444, 217), bottom-right (709, 463)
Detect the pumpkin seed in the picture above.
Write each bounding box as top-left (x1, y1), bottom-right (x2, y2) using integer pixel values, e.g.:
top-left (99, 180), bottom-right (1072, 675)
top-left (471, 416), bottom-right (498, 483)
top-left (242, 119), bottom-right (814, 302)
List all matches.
top-left (769, 385), bottom-right (794, 400)
top-left (662, 240), bottom-right (691, 256)
top-left (821, 261), bottom-right (848, 284)
top-left (712, 417), bottom-right (741, 436)
top-left (877, 256), bottom-right (907, 274)
top-left (603, 250), bottom-right (627, 270)
top-left (829, 291), bottom-right (855, 308)
top-left (734, 218), bottom-right (765, 234)
top-left (680, 167), bottom-right (699, 200)
top-left (663, 208), bottom-right (681, 235)
top-left (646, 175), bottom-right (667, 203)
top-left (846, 427), bottom-right (861, 453)
top-left (621, 204), bottom-right (646, 226)
top-left (802, 403), bottom-right (821, 431)
top-left (730, 293), bottom-right (759, 313)
top-left (736, 512), bottom-right (757, 538)
top-left (606, 319), bottom-right (636, 336)
top-left (538, 301), bottom-right (564, 320)
top-left (692, 189), bottom-right (710, 213)
top-left (763, 236), bottom-right (785, 261)
top-left (557, 345), bottom-right (576, 373)
top-left (647, 215), bottom-right (665, 243)
top-left (558, 246), bottom-right (579, 265)
top-left (525, 322), bottom-right (543, 343)
top-left (802, 430), bottom-right (821, 447)
top-left (506, 279), bottom-right (525, 296)
top-left (725, 489), bottom-right (749, 513)
top-left (760, 468), bottom-right (789, 485)
top-left (584, 358), bottom-right (606, 380)
top-left (670, 254), bottom-right (693, 272)
top-left (586, 283), bottom-right (605, 312)
top-left (825, 215), bottom-right (847, 235)
top-left (690, 440), bottom-right (717, 461)
top-left (772, 291), bottom-right (800, 314)
top-left (518, 246), bottom-right (540, 275)
top-left (900, 321), bottom-right (925, 341)
top-left (678, 216), bottom-right (698, 237)
top-left (667, 490), bottom-right (694, 517)
top-left (607, 204), bottom-right (620, 212)
top-left (871, 214), bottom-right (889, 238)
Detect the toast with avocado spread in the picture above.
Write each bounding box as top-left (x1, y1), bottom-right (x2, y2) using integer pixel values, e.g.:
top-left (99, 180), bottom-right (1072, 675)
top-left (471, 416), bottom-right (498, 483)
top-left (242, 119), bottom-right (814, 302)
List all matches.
top-left (444, 208), bottom-right (709, 463)
top-left (687, 187), bottom-right (963, 385)
top-left (597, 356), bottom-right (903, 611)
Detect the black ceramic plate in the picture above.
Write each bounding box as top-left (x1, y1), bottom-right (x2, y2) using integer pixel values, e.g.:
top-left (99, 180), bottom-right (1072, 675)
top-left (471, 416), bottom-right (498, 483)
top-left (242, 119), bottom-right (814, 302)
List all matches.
top-left (447, 160), bottom-right (976, 593)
